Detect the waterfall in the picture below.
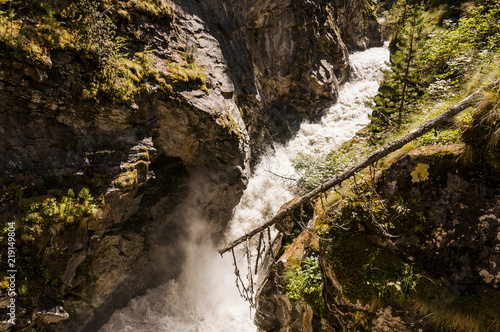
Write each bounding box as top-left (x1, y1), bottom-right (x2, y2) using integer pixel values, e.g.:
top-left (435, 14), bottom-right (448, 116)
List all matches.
top-left (100, 45), bottom-right (389, 332)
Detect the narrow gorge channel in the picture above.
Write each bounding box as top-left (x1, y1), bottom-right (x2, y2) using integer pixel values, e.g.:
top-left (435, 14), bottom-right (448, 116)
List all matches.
top-left (100, 45), bottom-right (389, 332)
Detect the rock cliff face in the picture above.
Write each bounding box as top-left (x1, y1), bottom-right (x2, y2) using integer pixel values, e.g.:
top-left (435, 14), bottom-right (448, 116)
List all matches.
top-left (173, 0), bottom-right (382, 148)
top-left (1, 55), bottom-right (249, 330)
top-left (255, 145), bottom-right (500, 331)
top-left (375, 146), bottom-right (500, 291)
top-left (0, 0), bottom-right (381, 330)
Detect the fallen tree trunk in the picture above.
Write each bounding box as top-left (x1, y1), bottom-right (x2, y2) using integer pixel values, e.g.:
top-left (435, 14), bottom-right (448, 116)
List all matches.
top-left (218, 79), bottom-right (499, 255)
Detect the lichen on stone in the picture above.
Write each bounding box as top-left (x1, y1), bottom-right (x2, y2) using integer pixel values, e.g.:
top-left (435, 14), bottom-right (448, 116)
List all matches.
top-left (411, 163), bottom-right (430, 183)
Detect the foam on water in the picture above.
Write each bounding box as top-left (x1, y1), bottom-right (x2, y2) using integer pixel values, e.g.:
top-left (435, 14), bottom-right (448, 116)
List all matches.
top-left (101, 45), bottom-right (389, 332)
top-left (226, 45), bottom-right (389, 238)
top-left (100, 221), bottom-right (255, 332)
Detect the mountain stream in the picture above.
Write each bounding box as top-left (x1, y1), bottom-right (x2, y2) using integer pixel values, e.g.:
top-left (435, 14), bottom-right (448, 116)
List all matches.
top-left (100, 45), bottom-right (389, 332)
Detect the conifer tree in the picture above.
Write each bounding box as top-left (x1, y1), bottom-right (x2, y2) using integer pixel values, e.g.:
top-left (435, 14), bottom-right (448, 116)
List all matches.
top-left (371, 2), bottom-right (427, 129)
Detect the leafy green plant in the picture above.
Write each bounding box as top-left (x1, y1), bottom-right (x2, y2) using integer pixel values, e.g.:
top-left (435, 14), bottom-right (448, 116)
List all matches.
top-left (368, 262), bottom-right (421, 302)
top-left (418, 128), bottom-right (461, 145)
top-left (426, 0), bottom-right (500, 76)
top-left (19, 187), bottom-right (99, 238)
top-left (285, 255), bottom-right (325, 315)
top-left (420, 0), bottom-right (500, 94)
top-left (0, 186), bottom-right (99, 244)
top-left (0, 186), bottom-right (102, 310)
top-left (370, 0), bottom-right (500, 138)
top-left (292, 150), bottom-right (355, 192)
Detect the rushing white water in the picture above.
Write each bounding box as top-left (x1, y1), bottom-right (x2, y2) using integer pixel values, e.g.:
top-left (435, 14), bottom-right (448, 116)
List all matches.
top-left (100, 218), bottom-right (255, 332)
top-left (100, 45), bottom-right (388, 332)
top-left (226, 45), bottom-right (389, 239)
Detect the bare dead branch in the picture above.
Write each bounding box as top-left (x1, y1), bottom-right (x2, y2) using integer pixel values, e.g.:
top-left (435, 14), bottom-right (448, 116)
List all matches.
top-left (254, 232), bottom-right (263, 274)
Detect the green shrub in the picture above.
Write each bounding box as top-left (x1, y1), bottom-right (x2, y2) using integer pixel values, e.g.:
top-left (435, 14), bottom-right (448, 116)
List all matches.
top-left (418, 128), bottom-right (461, 145)
top-left (367, 262), bottom-right (421, 302)
top-left (19, 187), bottom-right (99, 238)
top-left (292, 150), bottom-right (355, 192)
top-left (285, 255), bottom-right (325, 315)
top-left (370, 0), bottom-right (500, 136)
top-left (426, 0), bottom-right (500, 75)
top-left (77, 0), bottom-right (117, 68)
top-left (0, 186), bottom-right (101, 308)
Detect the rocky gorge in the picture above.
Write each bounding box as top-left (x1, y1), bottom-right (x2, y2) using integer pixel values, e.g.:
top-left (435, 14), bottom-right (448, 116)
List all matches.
top-left (250, 0), bottom-right (500, 329)
top-left (0, 0), bottom-right (382, 330)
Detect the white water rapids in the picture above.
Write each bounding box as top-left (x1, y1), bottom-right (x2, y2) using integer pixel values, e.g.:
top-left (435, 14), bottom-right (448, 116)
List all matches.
top-left (100, 45), bottom-right (389, 332)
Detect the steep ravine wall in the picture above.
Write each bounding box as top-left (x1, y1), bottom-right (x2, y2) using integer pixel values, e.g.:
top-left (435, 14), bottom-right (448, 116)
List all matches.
top-left (174, 0), bottom-right (382, 150)
top-left (254, 145), bottom-right (500, 331)
top-left (0, 0), bottom-right (381, 330)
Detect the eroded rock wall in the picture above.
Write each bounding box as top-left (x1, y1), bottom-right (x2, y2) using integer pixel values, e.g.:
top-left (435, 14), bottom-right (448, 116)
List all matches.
top-left (0, 8), bottom-right (249, 328)
top-left (0, 0), bottom-right (382, 329)
top-left (375, 146), bottom-right (500, 290)
top-left (173, 0), bottom-right (382, 148)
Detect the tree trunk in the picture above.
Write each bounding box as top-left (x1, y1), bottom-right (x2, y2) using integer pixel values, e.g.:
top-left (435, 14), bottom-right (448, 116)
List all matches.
top-left (399, 7), bottom-right (417, 122)
top-left (218, 79), bottom-right (499, 255)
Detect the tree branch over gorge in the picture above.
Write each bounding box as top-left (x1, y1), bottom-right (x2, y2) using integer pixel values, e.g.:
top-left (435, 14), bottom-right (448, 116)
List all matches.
top-left (218, 79), bottom-right (500, 255)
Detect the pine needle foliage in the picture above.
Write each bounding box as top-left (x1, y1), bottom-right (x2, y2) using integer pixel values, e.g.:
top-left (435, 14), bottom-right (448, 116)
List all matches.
top-left (371, 2), bottom-right (428, 129)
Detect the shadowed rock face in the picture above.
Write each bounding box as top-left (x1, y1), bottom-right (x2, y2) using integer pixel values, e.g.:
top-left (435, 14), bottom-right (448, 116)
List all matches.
top-left (375, 147), bottom-right (500, 290)
top-left (0, 0), bottom-right (381, 330)
top-left (173, 0), bottom-right (382, 149)
top-left (255, 146), bottom-right (500, 331)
